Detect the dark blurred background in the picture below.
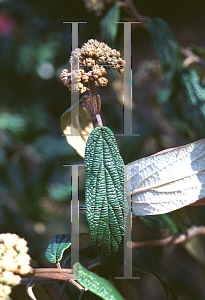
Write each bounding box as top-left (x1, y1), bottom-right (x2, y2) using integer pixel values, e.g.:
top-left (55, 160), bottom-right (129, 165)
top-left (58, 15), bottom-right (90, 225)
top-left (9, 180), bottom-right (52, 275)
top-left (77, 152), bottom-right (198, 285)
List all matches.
top-left (0, 0), bottom-right (205, 299)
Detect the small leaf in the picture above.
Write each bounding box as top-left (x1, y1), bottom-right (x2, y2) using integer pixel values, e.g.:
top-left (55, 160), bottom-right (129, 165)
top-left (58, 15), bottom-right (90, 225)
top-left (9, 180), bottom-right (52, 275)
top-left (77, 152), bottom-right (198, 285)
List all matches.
top-left (45, 234), bottom-right (71, 263)
top-left (126, 139), bottom-right (205, 215)
top-left (140, 214), bottom-right (178, 233)
top-left (84, 127), bottom-right (126, 264)
top-left (61, 96), bottom-right (93, 158)
top-left (73, 262), bottom-right (125, 300)
top-left (100, 2), bottom-right (120, 48)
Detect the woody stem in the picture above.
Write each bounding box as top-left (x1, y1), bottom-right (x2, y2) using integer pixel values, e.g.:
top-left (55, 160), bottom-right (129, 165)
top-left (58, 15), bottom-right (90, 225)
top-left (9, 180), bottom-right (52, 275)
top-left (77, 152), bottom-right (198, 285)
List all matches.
top-left (88, 80), bottom-right (103, 128)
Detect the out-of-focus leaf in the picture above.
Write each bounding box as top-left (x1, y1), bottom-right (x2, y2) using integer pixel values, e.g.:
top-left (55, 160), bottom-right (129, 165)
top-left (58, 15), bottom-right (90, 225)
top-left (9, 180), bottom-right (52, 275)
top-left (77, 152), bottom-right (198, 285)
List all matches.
top-left (45, 234), bottom-right (71, 263)
top-left (0, 112), bottom-right (27, 138)
top-left (126, 139), bottom-right (205, 215)
top-left (184, 236), bottom-right (205, 266)
top-left (61, 97), bottom-right (93, 158)
top-left (131, 262), bottom-right (177, 300)
top-left (181, 68), bottom-right (205, 138)
top-left (84, 127), bottom-right (126, 265)
top-left (148, 18), bottom-right (182, 85)
top-left (73, 262), bottom-right (125, 300)
top-left (140, 214), bottom-right (178, 233)
top-left (34, 134), bottom-right (77, 161)
top-left (100, 2), bottom-right (120, 48)
top-left (48, 183), bottom-right (71, 202)
top-left (185, 45), bottom-right (205, 78)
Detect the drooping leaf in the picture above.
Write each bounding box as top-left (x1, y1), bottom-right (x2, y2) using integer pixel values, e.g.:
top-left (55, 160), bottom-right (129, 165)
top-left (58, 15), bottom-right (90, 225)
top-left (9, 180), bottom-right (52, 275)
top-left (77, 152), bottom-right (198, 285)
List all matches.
top-left (84, 126), bottom-right (126, 264)
top-left (140, 214), bottom-right (178, 233)
top-left (45, 234), bottom-right (71, 263)
top-left (131, 262), bottom-right (177, 300)
top-left (181, 68), bottom-right (205, 138)
top-left (100, 2), bottom-right (120, 48)
top-left (61, 96), bottom-right (93, 158)
top-left (126, 139), bottom-right (205, 215)
top-left (148, 17), bottom-right (182, 85)
top-left (73, 262), bottom-right (125, 300)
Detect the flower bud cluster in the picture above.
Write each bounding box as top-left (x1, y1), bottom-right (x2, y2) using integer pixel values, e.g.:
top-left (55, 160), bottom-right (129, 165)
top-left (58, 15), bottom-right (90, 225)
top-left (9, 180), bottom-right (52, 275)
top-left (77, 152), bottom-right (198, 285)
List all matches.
top-left (84, 0), bottom-right (115, 16)
top-left (0, 234), bottom-right (31, 299)
top-left (61, 39), bottom-right (125, 93)
top-left (135, 59), bottom-right (162, 86)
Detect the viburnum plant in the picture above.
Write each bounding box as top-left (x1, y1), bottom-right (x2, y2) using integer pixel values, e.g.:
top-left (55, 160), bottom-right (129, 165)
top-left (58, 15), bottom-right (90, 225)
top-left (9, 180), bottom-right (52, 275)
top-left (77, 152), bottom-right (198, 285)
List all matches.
top-left (2, 4), bottom-right (205, 299)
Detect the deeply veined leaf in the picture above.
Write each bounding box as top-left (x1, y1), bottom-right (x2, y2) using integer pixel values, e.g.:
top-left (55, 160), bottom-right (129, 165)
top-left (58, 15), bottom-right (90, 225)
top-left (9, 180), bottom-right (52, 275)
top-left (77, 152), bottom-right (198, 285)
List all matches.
top-left (45, 234), bottom-right (71, 263)
top-left (126, 139), bottom-right (205, 216)
top-left (73, 262), bottom-right (125, 300)
top-left (84, 127), bottom-right (126, 264)
top-left (61, 96), bottom-right (93, 158)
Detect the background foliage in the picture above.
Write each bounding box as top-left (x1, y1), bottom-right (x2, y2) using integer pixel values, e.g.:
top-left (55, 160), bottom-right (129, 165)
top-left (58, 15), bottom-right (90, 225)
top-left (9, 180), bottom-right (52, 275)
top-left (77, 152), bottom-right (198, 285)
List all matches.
top-left (0, 0), bottom-right (205, 299)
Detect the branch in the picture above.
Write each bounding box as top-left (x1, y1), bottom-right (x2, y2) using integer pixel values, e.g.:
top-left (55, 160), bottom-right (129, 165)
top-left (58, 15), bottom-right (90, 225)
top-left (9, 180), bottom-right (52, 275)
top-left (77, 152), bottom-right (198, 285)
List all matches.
top-left (128, 226), bottom-right (205, 249)
top-left (181, 48), bottom-right (205, 68)
top-left (24, 268), bottom-right (72, 281)
top-left (120, 0), bottom-right (150, 28)
top-left (88, 80), bottom-right (103, 128)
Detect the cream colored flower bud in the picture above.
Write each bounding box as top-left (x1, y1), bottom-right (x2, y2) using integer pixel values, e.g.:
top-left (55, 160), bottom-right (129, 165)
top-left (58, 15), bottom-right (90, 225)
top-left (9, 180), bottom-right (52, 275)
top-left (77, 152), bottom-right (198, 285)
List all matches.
top-left (97, 77), bottom-right (108, 86)
top-left (2, 285), bottom-right (11, 295)
top-left (5, 249), bottom-right (16, 257)
top-left (13, 275), bottom-right (21, 285)
top-left (19, 265), bottom-right (32, 275)
top-left (4, 261), bottom-right (18, 272)
top-left (1, 271), bottom-right (13, 285)
top-left (98, 56), bottom-right (106, 63)
top-left (3, 234), bottom-right (18, 249)
top-left (81, 73), bottom-right (89, 82)
top-left (0, 245), bottom-right (6, 255)
top-left (15, 239), bottom-right (27, 252)
top-left (14, 253), bottom-right (30, 266)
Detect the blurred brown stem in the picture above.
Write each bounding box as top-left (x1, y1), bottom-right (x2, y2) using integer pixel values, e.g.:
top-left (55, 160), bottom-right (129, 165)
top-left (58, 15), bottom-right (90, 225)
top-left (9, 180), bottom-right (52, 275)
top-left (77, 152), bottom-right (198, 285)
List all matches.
top-left (128, 226), bottom-right (205, 249)
top-left (88, 80), bottom-right (103, 128)
top-left (26, 268), bottom-right (72, 281)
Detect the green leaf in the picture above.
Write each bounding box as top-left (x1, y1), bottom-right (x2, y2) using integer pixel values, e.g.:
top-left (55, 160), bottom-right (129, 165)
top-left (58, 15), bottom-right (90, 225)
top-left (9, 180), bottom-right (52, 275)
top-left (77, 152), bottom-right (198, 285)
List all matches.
top-left (100, 2), bottom-right (120, 48)
top-left (74, 262), bottom-right (125, 300)
top-left (48, 183), bottom-right (71, 202)
top-left (181, 68), bottom-right (205, 138)
top-left (140, 214), bottom-right (178, 233)
top-left (45, 234), bottom-right (71, 263)
top-left (131, 262), bottom-right (177, 300)
top-left (0, 112), bottom-right (27, 138)
top-left (148, 18), bottom-right (182, 85)
top-left (84, 127), bottom-right (125, 264)
top-left (126, 139), bottom-right (205, 215)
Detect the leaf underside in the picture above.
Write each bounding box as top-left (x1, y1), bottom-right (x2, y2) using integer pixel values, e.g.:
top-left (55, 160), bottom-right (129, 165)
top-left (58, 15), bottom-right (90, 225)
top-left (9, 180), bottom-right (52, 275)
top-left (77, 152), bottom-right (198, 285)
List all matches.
top-left (126, 139), bottom-right (205, 216)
